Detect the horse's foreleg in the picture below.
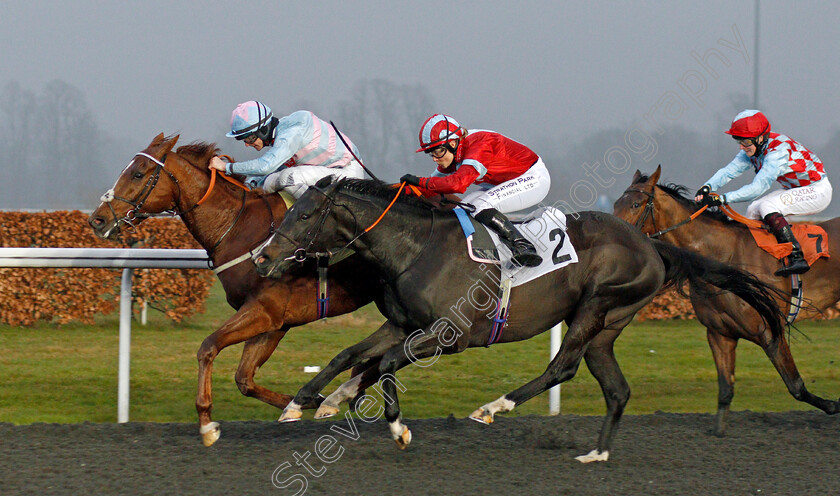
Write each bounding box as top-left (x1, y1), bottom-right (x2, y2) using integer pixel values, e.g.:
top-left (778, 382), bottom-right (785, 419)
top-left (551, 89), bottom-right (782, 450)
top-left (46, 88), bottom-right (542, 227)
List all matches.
top-left (706, 329), bottom-right (738, 437)
top-left (377, 324), bottom-right (467, 450)
top-left (279, 321), bottom-right (405, 423)
top-left (196, 300), bottom-right (276, 446)
top-left (236, 329), bottom-right (300, 409)
top-left (315, 359), bottom-right (383, 419)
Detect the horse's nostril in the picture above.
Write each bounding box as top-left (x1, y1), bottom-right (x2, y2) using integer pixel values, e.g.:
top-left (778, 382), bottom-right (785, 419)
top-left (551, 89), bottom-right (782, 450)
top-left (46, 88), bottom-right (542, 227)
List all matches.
top-left (256, 255), bottom-right (267, 266)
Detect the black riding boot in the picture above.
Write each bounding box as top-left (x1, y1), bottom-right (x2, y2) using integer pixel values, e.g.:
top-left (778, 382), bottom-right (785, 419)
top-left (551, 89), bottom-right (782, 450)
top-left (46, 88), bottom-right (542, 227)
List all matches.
top-left (474, 208), bottom-right (542, 268)
top-left (764, 212), bottom-right (809, 277)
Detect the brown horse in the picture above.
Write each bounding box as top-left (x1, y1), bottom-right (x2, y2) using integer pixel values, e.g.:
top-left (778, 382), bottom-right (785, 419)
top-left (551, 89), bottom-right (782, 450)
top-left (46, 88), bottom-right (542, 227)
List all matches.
top-left (88, 134), bottom-right (381, 446)
top-left (614, 165), bottom-right (840, 435)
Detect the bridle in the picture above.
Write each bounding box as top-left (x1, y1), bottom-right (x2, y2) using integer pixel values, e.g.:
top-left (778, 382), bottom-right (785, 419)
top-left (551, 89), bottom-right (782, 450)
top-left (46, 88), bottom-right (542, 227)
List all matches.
top-left (99, 152), bottom-right (182, 233)
top-left (271, 182), bottom-right (430, 266)
top-left (624, 186), bottom-right (708, 239)
top-left (99, 151), bottom-right (275, 259)
top-left (270, 185), bottom-right (362, 264)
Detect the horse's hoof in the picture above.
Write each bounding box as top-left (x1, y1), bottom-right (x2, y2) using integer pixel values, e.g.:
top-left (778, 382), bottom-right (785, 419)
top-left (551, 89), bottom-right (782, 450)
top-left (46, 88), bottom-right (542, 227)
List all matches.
top-left (314, 404), bottom-right (340, 419)
top-left (394, 427), bottom-right (412, 450)
top-left (469, 408), bottom-right (493, 425)
top-left (574, 449), bottom-right (609, 463)
top-left (200, 421), bottom-right (220, 447)
top-left (278, 408), bottom-right (303, 423)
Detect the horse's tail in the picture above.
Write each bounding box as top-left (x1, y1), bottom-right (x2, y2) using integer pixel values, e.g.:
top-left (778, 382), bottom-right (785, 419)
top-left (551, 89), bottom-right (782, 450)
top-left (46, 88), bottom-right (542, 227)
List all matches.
top-left (650, 239), bottom-right (786, 341)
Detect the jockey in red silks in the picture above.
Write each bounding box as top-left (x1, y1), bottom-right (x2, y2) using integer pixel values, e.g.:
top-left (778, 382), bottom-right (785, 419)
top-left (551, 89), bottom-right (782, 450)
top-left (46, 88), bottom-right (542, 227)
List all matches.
top-left (209, 101), bottom-right (365, 198)
top-left (695, 109), bottom-right (832, 276)
top-left (400, 114), bottom-right (551, 268)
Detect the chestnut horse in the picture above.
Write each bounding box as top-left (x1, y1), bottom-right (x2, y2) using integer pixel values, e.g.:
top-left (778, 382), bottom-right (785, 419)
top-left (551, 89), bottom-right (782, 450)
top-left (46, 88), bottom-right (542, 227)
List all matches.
top-left (614, 165), bottom-right (840, 435)
top-left (88, 134), bottom-right (381, 446)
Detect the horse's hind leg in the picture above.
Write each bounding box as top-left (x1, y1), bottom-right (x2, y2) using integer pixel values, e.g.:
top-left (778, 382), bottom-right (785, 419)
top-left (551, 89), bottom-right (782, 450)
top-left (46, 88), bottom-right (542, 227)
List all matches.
top-left (575, 328), bottom-right (628, 463)
top-left (706, 329), bottom-right (738, 436)
top-left (759, 330), bottom-right (840, 415)
top-left (470, 310), bottom-right (609, 436)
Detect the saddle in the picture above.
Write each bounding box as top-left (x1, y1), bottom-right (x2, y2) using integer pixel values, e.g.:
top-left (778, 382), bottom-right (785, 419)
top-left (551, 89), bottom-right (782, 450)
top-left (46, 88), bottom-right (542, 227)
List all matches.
top-left (748, 224), bottom-right (829, 266)
top-left (452, 206), bottom-right (579, 346)
top-left (452, 206), bottom-right (578, 286)
top-left (452, 207), bottom-right (500, 263)
top-left (719, 206), bottom-right (829, 266)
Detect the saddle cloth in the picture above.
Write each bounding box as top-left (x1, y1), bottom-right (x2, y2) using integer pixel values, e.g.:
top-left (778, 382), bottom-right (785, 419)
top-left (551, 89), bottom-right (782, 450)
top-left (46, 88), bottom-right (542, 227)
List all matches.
top-left (453, 206), bottom-right (578, 287)
top-left (748, 224), bottom-right (829, 266)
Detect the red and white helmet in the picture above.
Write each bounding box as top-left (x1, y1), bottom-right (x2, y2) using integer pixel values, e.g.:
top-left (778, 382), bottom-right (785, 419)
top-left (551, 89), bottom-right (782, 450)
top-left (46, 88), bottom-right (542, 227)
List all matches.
top-left (725, 109), bottom-right (771, 138)
top-left (416, 114), bottom-right (465, 152)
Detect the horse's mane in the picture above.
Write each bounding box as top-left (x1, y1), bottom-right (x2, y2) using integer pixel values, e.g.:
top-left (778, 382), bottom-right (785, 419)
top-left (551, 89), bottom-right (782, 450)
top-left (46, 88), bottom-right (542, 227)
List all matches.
top-left (336, 178), bottom-right (440, 211)
top-left (636, 174), bottom-right (734, 224)
top-left (173, 141), bottom-right (267, 197)
top-left (176, 142), bottom-right (220, 165)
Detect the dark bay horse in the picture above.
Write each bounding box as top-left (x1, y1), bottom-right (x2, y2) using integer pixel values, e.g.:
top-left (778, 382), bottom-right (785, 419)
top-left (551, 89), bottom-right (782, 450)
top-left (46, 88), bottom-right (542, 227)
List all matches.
top-left (614, 165), bottom-right (840, 435)
top-left (88, 134), bottom-right (381, 446)
top-left (251, 177), bottom-right (784, 461)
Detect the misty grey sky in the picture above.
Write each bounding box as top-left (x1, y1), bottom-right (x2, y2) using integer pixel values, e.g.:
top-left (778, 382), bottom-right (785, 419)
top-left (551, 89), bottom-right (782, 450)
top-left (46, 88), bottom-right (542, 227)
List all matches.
top-left (2, 0), bottom-right (838, 186)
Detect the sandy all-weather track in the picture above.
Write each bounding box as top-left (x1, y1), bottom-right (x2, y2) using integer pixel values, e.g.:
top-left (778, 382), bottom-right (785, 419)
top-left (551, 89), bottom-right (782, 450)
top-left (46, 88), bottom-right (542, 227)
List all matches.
top-left (1, 411), bottom-right (837, 495)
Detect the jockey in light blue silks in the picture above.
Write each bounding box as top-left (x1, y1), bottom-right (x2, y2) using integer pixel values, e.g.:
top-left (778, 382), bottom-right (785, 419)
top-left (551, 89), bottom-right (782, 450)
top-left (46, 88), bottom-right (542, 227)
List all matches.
top-left (209, 101), bottom-right (365, 198)
top-left (694, 109), bottom-right (831, 276)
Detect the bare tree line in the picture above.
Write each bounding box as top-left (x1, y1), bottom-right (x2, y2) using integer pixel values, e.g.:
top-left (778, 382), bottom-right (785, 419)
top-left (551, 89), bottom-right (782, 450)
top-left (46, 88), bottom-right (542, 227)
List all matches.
top-left (2, 78), bottom-right (837, 217)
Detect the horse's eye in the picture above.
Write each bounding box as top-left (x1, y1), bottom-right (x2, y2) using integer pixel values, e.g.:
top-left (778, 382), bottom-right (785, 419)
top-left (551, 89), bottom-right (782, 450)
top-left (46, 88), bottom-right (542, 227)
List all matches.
top-left (633, 202), bottom-right (640, 208)
top-left (133, 172), bottom-right (144, 179)
top-left (300, 213), bottom-right (310, 220)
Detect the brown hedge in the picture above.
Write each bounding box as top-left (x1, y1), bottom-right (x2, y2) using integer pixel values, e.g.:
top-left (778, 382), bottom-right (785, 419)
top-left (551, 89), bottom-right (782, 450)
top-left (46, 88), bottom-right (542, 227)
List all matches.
top-left (1, 211), bottom-right (833, 326)
top-left (0, 211), bottom-right (214, 326)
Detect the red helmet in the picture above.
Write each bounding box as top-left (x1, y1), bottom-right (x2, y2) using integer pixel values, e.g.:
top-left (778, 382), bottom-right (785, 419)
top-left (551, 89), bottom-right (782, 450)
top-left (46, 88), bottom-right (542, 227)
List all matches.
top-left (725, 109), bottom-right (771, 138)
top-left (416, 114), bottom-right (465, 152)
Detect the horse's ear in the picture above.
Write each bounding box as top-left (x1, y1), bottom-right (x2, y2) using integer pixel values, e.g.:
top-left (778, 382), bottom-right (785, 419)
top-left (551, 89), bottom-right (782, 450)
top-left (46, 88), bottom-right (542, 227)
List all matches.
top-left (315, 176), bottom-right (334, 188)
top-left (649, 165), bottom-right (662, 185)
top-left (159, 134), bottom-right (180, 156)
top-left (150, 133), bottom-right (166, 147)
top-left (632, 169), bottom-right (642, 184)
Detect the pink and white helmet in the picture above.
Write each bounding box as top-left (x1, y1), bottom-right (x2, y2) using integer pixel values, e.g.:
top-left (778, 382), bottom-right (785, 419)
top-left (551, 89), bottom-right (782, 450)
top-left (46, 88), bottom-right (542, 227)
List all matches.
top-left (416, 114), bottom-right (465, 152)
top-left (226, 101), bottom-right (273, 139)
top-left (725, 109), bottom-right (771, 138)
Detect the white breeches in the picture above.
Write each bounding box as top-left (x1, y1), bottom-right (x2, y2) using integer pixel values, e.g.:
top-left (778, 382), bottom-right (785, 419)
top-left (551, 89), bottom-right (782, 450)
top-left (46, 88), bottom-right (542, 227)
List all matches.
top-left (264, 161), bottom-right (366, 199)
top-left (745, 178), bottom-right (832, 219)
top-left (462, 159), bottom-right (551, 214)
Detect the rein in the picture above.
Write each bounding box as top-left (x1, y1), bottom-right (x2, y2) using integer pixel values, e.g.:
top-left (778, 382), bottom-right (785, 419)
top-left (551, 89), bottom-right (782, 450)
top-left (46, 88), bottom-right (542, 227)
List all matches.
top-left (196, 155), bottom-right (250, 205)
top-left (629, 186), bottom-right (770, 237)
top-left (720, 204), bottom-right (764, 229)
top-left (280, 181), bottom-right (416, 263)
top-left (627, 188), bottom-right (707, 238)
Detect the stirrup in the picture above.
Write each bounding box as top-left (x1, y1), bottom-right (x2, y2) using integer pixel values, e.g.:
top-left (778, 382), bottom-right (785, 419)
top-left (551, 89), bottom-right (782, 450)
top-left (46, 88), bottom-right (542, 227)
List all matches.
top-left (775, 257), bottom-right (810, 277)
top-left (511, 241), bottom-right (542, 268)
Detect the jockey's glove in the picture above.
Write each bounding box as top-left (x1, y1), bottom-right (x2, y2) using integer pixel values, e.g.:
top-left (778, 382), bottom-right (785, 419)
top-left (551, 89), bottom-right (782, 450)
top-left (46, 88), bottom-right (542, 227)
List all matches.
top-left (695, 185), bottom-right (711, 199)
top-left (400, 174), bottom-right (421, 187)
top-left (701, 192), bottom-right (725, 207)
